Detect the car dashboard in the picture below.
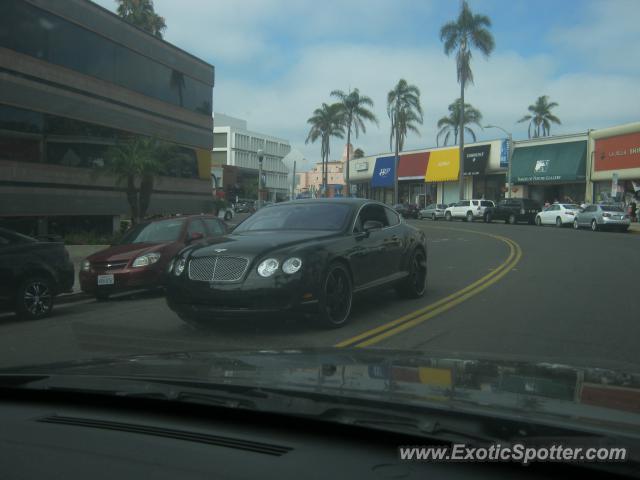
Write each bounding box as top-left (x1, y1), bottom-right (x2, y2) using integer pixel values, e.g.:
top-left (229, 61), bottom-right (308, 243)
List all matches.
top-left (0, 388), bottom-right (615, 479)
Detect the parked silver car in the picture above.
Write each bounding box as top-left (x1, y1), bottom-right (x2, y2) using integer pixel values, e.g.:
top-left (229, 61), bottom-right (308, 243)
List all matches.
top-left (419, 203), bottom-right (448, 220)
top-left (573, 204), bottom-right (630, 232)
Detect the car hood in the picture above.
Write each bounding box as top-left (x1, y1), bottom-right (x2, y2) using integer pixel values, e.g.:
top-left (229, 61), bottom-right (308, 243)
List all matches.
top-left (5, 349), bottom-right (640, 436)
top-left (87, 242), bottom-right (176, 262)
top-left (187, 230), bottom-right (339, 258)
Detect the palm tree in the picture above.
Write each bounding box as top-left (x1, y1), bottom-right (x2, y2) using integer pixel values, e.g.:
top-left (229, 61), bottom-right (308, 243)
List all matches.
top-left (330, 89), bottom-right (378, 196)
top-left (387, 79), bottom-right (423, 203)
top-left (518, 95), bottom-right (561, 138)
top-left (116, 0), bottom-right (167, 38)
top-left (436, 98), bottom-right (483, 146)
top-left (104, 137), bottom-right (169, 224)
top-left (440, 0), bottom-right (494, 199)
top-left (353, 148), bottom-right (365, 159)
top-left (305, 103), bottom-right (345, 196)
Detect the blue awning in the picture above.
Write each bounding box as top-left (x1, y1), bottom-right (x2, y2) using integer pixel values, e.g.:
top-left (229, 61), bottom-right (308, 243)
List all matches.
top-left (371, 156), bottom-right (395, 188)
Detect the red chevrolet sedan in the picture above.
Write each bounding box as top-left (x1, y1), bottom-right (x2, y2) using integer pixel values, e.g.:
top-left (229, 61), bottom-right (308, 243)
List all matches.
top-left (80, 215), bottom-right (228, 300)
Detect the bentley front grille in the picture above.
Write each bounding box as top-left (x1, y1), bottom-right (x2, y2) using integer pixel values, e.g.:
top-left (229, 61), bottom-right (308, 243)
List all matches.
top-left (188, 256), bottom-right (249, 282)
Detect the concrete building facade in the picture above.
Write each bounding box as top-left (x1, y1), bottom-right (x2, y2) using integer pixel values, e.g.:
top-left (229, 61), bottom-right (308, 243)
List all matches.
top-left (0, 0), bottom-right (215, 235)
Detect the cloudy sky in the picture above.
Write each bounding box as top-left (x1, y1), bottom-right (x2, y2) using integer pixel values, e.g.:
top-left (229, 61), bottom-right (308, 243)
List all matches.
top-left (94, 0), bottom-right (640, 171)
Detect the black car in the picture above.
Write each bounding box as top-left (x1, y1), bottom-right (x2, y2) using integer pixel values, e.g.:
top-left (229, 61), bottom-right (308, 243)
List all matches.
top-left (234, 201), bottom-right (255, 214)
top-left (392, 203), bottom-right (419, 219)
top-left (483, 198), bottom-right (542, 224)
top-left (0, 227), bottom-right (74, 319)
top-left (165, 199), bottom-right (427, 328)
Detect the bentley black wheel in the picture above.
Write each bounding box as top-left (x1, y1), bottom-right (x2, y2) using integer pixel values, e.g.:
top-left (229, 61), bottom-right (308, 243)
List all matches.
top-left (318, 263), bottom-right (353, 328)
top-left (396, 249), bottom-right (427, 299)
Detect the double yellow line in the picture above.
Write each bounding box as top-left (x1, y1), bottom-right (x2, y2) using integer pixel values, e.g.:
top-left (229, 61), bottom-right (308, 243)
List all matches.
top-left (335, 227), bottom-right (522, 348)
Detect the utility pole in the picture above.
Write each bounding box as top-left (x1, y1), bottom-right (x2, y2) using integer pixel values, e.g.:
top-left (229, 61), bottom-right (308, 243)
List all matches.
top-left (291, 160), bottom-right (296, 199)
top-left (257, 149), bottom-right (264, 210)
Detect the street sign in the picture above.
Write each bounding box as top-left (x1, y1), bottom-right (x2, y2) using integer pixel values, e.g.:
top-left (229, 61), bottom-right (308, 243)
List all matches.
top-left (500, 139), bottom-right (510, 168)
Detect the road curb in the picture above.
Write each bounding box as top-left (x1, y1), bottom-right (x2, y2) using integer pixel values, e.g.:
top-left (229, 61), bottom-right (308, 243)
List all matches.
top-left (57, 291), bottom-right (92, 305)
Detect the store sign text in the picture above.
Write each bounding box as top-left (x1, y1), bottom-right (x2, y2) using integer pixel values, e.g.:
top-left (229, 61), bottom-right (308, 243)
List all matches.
top-left (516, 175), bottom-right (562, 182)
top-left (594, 132), bottom-right (640, 171)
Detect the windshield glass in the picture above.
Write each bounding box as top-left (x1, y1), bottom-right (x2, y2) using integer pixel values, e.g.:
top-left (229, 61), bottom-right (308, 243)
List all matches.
top-left (119, 219), bottom-right (185, 244)
top-left (2, 0), bottom-right (640, 461)
top-left (601, 205), bottom-right (624, 212)
top-left (234, 204), bottom-right (351, 232)
top-left (0, 227), bottom-right (37, 245)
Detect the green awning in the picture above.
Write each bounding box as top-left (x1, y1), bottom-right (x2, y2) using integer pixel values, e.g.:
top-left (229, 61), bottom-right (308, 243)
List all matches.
top-left (511, 140), bottom-right (587, 183)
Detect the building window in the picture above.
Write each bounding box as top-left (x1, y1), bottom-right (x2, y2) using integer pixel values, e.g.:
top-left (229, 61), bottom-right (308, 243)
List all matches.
top-left (1, 0), bottom-right (212, 115)
top-left (0, 104), bottom-right (203, 177)
top-left (0, 137), bottom-right (40, 163)
top-left (213, 133), bottom-right (227, 148)
top-left (212, 151), bottom-right (227, 166)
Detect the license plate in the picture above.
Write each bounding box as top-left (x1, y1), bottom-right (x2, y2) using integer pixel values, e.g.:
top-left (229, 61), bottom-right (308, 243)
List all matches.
top-left (97, 274), bottom-right (114, 286)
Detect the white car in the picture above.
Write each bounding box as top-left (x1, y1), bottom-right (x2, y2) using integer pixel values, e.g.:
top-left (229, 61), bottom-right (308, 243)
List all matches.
top-left (534, 203), bottom-right (581, 227)
top-left (444, 199), bottom-right (495, 222)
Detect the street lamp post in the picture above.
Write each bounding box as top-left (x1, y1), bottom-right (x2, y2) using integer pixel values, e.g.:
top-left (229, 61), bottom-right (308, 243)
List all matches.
top-left (257, 149), bottom-right (264, 210)
top-left (485, 125), bottom-right (513, 199)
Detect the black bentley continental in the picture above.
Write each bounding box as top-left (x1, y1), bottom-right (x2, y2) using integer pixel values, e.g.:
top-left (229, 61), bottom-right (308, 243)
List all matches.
top-left (165, 199), bottom-right (427, 328)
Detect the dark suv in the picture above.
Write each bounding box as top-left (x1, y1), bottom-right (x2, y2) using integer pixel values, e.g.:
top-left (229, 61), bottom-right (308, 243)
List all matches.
top-left (0, 227), bottom-right (74, 319)
top-left (483, 198), bottom-right (542, 224)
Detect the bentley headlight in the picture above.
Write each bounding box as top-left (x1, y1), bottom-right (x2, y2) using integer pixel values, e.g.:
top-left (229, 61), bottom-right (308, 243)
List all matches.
top-left (282, 257), bottom-right (302, 274)
top-left (174, 257), bottom-right (187, 276)
top-left (257, 258), bottom-right (279, 277)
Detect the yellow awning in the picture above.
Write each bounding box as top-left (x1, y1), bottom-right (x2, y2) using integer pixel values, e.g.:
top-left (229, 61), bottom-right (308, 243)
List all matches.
top-left (418, 367), bottom-right (453, 387)
top-left (425, 148), bottom-right (460, 182)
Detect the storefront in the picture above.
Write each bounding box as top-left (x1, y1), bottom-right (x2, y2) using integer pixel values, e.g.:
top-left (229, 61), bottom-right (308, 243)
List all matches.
top-left (589, 123), bottom-right (640, 208)
top-left (425, 147), bottom-right (472, 204)
top-left (510, 135), bottom-right (587, 204)
top-left (349, 156), bottom-right (375, 198)
top-left (397, 151), bottom-right (431, 207)
top-left (466, 141), bottom-right (507, 202)
top-left (370, 155), bottom-right (395, 204)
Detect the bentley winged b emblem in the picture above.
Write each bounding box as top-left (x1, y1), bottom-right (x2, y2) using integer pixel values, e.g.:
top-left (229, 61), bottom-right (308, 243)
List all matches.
top-left (214, 248), bottom-right (227, 253)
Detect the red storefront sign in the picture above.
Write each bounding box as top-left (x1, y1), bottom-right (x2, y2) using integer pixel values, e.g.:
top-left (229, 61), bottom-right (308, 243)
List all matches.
top-left (594, 131), bottom-right (640, 171)
top-left (397, 152), bottom-right (430, 180)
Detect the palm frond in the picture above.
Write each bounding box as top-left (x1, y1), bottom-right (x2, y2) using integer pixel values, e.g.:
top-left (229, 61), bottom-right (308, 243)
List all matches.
top-left (546, 114), bottom-right (561, 125)
top-left (464, 126), bottom-right (477, 142)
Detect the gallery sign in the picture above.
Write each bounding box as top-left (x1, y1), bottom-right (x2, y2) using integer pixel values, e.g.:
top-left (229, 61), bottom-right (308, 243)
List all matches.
top-left (594, 132), bottom-right (640, 171)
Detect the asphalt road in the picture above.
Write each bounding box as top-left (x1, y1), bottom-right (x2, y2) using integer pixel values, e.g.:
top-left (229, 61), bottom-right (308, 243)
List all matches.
top-left (1, 218), bottom-right (638, 370)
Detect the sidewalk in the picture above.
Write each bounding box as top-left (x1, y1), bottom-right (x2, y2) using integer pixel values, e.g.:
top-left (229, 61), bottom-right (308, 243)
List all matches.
top-left (630, 223), bottom-right (640, 234)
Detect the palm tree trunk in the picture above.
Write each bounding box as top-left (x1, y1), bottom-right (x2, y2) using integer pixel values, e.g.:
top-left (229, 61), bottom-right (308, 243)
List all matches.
top-left (394, 120), bottom-right (399, 205)
top-left (325, 138), bottom-right (330, 197)
top-left (323, 147), bottom-right (328, 197)
top-left (126, 175), bottom-right (139, 224)
top-left (319, 144), bottom-right (323, 197)
top-left (458, 81), bottom-right (465, 200)
top-left (345, 124), bottom-right (351, 197)
top-left (139, 174), bottom-right (154, 220)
